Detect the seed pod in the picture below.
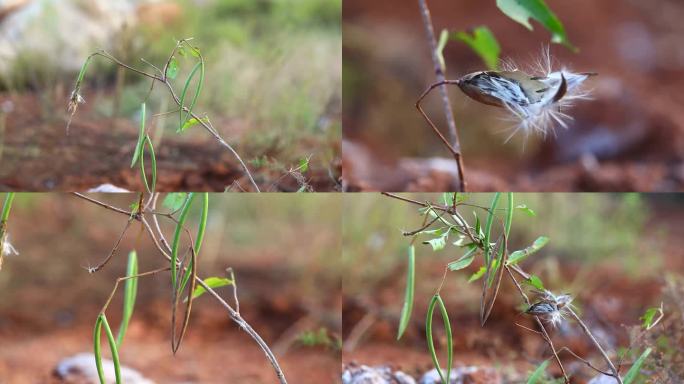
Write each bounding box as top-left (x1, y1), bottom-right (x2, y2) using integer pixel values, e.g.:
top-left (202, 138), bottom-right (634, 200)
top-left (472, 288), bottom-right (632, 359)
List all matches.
top-left (525, 301), bottom-right (558, 316)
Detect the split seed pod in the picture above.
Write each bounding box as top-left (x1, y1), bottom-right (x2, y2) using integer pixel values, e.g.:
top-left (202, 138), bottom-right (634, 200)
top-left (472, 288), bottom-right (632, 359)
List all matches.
top-left (456, 48), bottom-right (596, 140)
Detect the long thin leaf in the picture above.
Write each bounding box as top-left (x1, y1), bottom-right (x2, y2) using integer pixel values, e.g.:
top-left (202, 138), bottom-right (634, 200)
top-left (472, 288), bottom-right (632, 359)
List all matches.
top-left (179, 61), bottom-right (204, 130)
top-left (131, 103), bottom-right (146, 168)
top-left (178, 192), bottom-right (209, 296)
top-left (93, 313), bottom-right (121, 384)
top-left (172, 247), bottom-right (196, 354)
top-left (488, 192), bottom-right (513, 287)
top-left (426, 294), bottom-right (453, 384)
top-left (171, 193), bottom-right (195, 289)
top-left (139, 135), bottom-right (156, 194)
top-left (1, 193), bottom-right (15, 222)
top-left (397, 245), bottom-right (416, 340)
top-left (483, 193), bottom-right (501, 264)
top-left (116, 250), bottom-right (138, 347)
top-left (93, 315), bottom-right (105, 384)
top-left (623, 348), bottom-right (652, 384)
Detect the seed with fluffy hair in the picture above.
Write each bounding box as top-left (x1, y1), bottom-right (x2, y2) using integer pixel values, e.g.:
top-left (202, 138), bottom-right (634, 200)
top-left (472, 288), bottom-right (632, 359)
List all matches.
top-left (456, 47), bottom-right (595, 140)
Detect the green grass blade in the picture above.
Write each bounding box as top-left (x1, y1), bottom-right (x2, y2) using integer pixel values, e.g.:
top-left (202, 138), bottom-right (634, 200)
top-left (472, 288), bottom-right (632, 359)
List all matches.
top-left (426, 294), bottom-right (452, 384)
top-left (397, 245), bottom-right (416, 340)
top-left (171, 193), bottom-right (195, 289)
top-left (526, 359), bottom-right (550, 384)
top-left (131, 103), bottom-right (146, 168)
top-left (116, 250), bottom-right (138, 348)
top-left (624, 348), bottom-right (652, 384)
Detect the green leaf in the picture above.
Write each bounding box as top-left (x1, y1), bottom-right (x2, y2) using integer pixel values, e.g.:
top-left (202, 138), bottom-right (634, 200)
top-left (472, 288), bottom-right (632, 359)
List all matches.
top-left (525, 275), bottom-right (545, 291)
top-left (191, 277), bottom-right (233, 299)
top-left (426, 295), bottom-right (452, 384)
top-left (189, 46), bottom-right (201, 58)
top-left (496, 0), bottom-right (576, 50)
top-left (423, 235), bottom-right (447, 251)
top-left (131, 103), bottom-right (146, 168)
top-left (166, 56), bottom-right (179, 80)
top-left (526, 359), bottom-right (550, 384)
top-left (116, 250), bottom-right (138, 348)
top-left (516, 204), bottom-right (536, 217)
top-left (298, 157), bottom-right (310, 173)
top-left (640, 307), bottom-right (659, 329)
top-left (468, 266), bottom-right (487, 283)
top-left (163, 193), bottom-right (188, 211)
top-left (507, 236), bottom-right (550, 265)
top-left (623, 348), bottom-right (652, 384)
top-left (436, 28), bottom-right (450, 71)
top-left (178, 117), bottom-right (207, 133)
top-left (454, 26), bottom-right (500, 71)
top-left (448, 245), bottom-right (478, 271)
top-left (397, 245), bottom-right (415, 340)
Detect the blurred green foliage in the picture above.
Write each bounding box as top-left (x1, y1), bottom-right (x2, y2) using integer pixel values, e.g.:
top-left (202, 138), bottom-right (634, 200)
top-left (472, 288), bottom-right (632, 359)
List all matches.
top-left (343, 193), bottom-right (665, 297)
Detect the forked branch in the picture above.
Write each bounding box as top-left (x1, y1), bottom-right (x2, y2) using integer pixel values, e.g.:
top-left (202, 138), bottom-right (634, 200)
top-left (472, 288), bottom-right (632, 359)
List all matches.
top-left (417, 0), bottom-right (466, 191)
top-left (67, 41), bottom-right (260, 192)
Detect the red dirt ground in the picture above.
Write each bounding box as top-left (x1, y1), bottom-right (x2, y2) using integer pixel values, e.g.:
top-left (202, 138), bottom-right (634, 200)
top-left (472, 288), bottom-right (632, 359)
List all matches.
top-left (0, 93), bottom-right (341, 192)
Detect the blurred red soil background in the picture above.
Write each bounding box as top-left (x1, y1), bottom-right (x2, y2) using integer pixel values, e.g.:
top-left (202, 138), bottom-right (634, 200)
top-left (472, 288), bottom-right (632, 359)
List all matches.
top-left (343, 0), bottom-right (684, 192)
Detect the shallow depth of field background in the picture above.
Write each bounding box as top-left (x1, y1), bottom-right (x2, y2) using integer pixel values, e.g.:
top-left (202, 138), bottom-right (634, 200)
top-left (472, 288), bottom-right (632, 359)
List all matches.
top-left (343, 0), bottom-right (684, 192)
top-left (0, 0), bottom-right (341, 191)
top-left (342, 193), bottom-right (684, 382)
top-left (0, 193), bottom-right (341, 383)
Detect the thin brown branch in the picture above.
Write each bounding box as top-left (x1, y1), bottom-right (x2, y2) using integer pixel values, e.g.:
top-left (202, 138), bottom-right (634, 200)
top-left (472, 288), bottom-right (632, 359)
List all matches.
top-left (567, 307), bottom-right (623, 383)
top-left (72, 193), bottom-right (132, 217)
top-left (87, 219), bottom-right (133, 273)
top-left (417, 0), bottom-right (466, 191)
top-left (506, 266), bottom-right (569, 383)
top-left (75, 193), bottom-right (287, 383)
top-left (71, 44), bottom-right (261, 192)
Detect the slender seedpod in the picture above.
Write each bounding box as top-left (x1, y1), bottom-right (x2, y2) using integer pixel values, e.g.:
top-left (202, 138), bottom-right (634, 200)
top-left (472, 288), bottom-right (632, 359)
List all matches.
top-left (456, 47), bottom-right (596, 140)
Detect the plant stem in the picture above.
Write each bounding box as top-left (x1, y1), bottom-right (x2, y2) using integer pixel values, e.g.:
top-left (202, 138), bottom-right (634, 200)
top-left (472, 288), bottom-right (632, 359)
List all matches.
top-left (568, 308), bottom-right (624, 383)
top-left (417, 0), bottom-right (466, 191)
